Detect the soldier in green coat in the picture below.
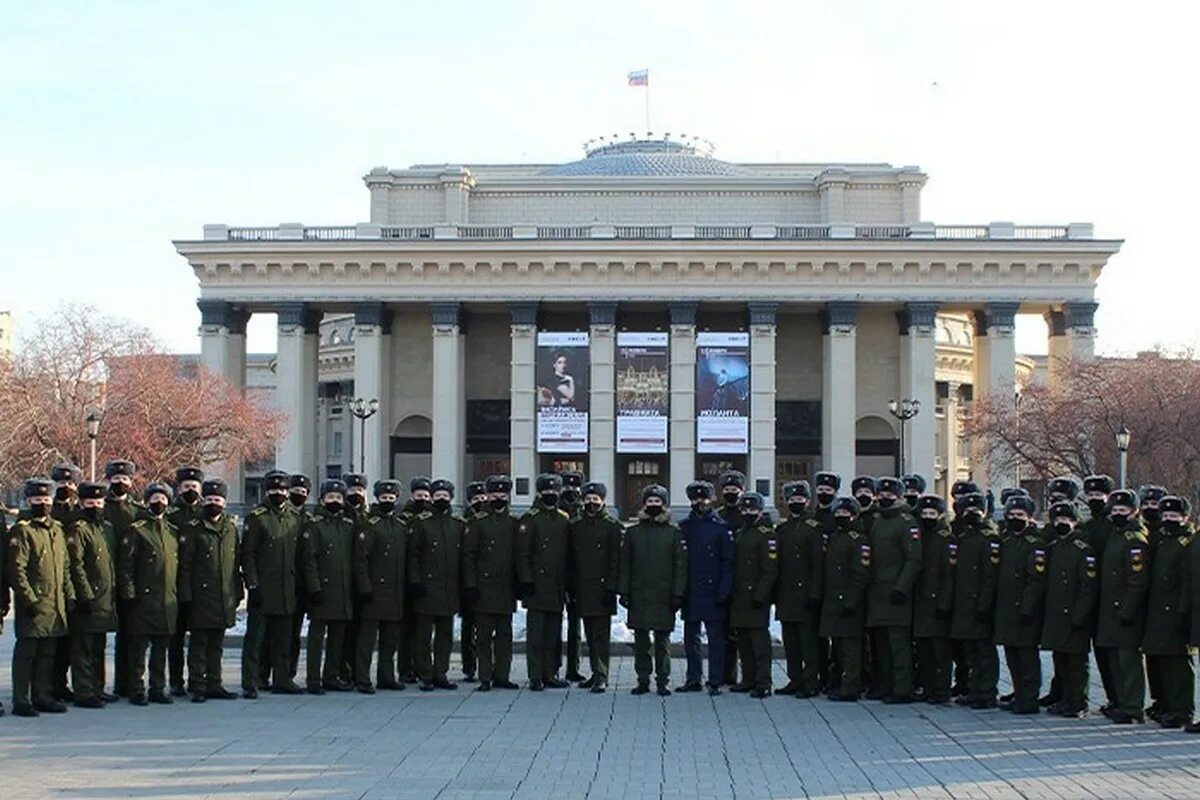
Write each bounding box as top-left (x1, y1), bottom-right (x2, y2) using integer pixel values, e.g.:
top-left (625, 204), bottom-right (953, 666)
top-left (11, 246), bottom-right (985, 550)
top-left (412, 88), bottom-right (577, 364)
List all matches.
top-left (729, 492), bottom-right (778, 698)
top-left (911, 495), bottom-right (955, 705)
top-left (567, 480), bottom-right (623, 693)
top-left (102, 459), bottom-right (142, 699)
top-left (66, 482), bottom-right (119, 709)
top-left (48, 463), bottom-right (81, 703)
top-left (516, 473), bottom-right (571, 690)
top-left (773, 481), bottom-right (825, 698)
top-left (1078, 474), bottom-right (1117, 712)
top-left (338, 473), bottom-right (369, 686)
top-left (948, 491), bottom-right (1001, 709)
top-left (458, 480), bottom-right (488, 683)
top-left (118, 482), bottom-right (179, 705)
top-left (353, 480), bottom-right (409, 692)
top-left (397, 477), bottom-right (432, 684)
top-left (463, 475), bottom-right (520, 691)
top-left (8, 478), bottom-right (74, 716)
top-left (619, 484), bottom-right (687, 696)
top-left (301, 479), bottom-right (355, 693)
top-left (408, 478), bottom-right (465, 691)
top-left (240, 470), bottom-right (304, 697)
top-left (1039, 502), bottom-right (1098, 717)
top-left (178, 479), bottom-right (240, 702)
top-left (165, 466), bottom-right (204, 697)
top-left (1185, 497), bottom-right (1200, 733)
top-left (284, 473), bottom-right (313, 682)
top-left (819, 497), bottom-right (871, 701)
top-left (992, 494), bottom-right (1047, 714)
top-left (1094, 489), bottom-right (1151, 723)
top-left (557, 470), bottom-right (586, 683)
top-left (717, 470), bottom-right (746, 686)
top-left (1141, 495), bottom-right (1193, 728)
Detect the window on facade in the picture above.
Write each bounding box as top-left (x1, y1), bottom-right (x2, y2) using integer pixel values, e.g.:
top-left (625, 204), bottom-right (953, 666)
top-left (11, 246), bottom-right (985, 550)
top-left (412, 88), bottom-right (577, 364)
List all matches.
top-left (325, 464), bottom-right (342, 479)
top-left (627, 460), bottom-right (660, 476)
top-left (550, 459), bottom-right (586, 473)
top-left (475, 458), bottom-right (511, 480)
top-left (332, 431), bottom-right (343, 456)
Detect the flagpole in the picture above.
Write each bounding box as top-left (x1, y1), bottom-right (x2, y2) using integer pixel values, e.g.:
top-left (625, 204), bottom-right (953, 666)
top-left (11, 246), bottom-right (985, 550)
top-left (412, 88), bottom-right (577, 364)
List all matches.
top-left (644, 82), bottom-right (650, 131)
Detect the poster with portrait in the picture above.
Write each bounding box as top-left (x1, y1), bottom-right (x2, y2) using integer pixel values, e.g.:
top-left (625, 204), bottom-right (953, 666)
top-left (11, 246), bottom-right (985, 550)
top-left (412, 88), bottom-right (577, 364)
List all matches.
top-left (616, 332), bottom-right (669, 453)
top-left (536, 331), bottom-right (590, 453)
top-left (695, 332), bottom-right (750, 453)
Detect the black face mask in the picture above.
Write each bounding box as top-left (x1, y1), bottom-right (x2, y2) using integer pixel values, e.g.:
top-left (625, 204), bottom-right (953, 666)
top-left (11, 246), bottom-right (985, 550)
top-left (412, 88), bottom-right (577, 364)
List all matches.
top-left (904, 493), bottom-right (920, 507)
top-left (29, 503), bottom-right (51, 518)
top-left (1142, 508), bottom-right (1161, 523)
top-left (741, 511), bottom-right (761, 525)
top-left (1007, 518), bottom-right (1028, 533)
top-left (1162, 519), bottom-right (1183, 532)
top-left (562, 489), bottom-right (580, 504)
top-left (1087, 498), bottom-right (1107, 516)
top-left (584, 501), bottom-right (602, 515)
top-left (1053, 521), bottom-right (1073, 537)
top-left (723, 491), bottom-right (740, 506)
top-left (203, 504), bottom-right (223, 519)
top-left (835, 517), bottom-right (853, 530)
top-left (377, 500), bottom-right (396, 514)
top-left (1110, 511), bottom-right (1130, 525)
top-left (470, 500), bottom-right (485, 514)
top-left (856, 493), bottom-right (874, 507)
top-left (148, 501), bottom-right (168, 517)
top-left (817, 493), bottom-right (834, 507)
top-left (920, 516), bottom-right (939, 532)
top-left (540, 492), bottom-right (559, 506)
top-left (963, 509), bottom-right (984, 523)
top-left (289, 492), bottom-right (307, 508)
top-left (180, 489), bottom-right (200, 505)
top-left (55, 486), bottom-right (73, 502)
top-left (347, 494), bottom-right (365, 508)
top-left (876, 496), bottom-right (895, 509)
top-left (787, 501), bottom-right (808, 516)
top-left (410, 498), bottom-right (428, 512)
top-left (110, 483), bottom-right (128, 497)
top-left (690, 501), bottom-right (707, 514)
top-left (267, 492), bottom-right (287, 507)
top-left (433, 498), bottom-right (451, 513)
top-left (644, 503), bottom-right (664, 516)
top-left (82, 506), bottom-right (101, 520)
top-left (323, 501), bottom-right (343, 515)
top-left (489, 498), bottom-right (508, 511)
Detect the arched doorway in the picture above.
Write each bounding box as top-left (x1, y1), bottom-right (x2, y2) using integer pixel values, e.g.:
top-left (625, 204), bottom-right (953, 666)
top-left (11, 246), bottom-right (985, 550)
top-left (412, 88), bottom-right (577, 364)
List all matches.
top-left (391, 414), bottom-right (432, 482)
top-left (855, 415), bottom-right (898, 477)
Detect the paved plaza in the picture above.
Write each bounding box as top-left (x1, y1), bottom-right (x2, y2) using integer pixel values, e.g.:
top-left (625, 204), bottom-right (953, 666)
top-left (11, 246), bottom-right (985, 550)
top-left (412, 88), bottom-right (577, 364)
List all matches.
top-left (0, 636), bottom-right (1197, 800)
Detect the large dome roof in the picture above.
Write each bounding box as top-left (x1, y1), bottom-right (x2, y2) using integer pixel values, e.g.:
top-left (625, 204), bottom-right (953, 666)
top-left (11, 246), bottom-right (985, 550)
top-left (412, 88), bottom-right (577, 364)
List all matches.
top-left (543, 138), bottom-right (745, 177)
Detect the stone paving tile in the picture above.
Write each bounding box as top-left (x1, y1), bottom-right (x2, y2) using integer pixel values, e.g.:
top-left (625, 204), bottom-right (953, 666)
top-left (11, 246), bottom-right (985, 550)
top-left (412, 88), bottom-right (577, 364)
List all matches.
top-left (0, 636), bottom-right (1197, 799)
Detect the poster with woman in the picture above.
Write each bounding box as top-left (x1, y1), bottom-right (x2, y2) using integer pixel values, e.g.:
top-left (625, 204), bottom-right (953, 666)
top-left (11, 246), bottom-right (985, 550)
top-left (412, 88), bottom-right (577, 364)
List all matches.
top-left (536, 331), bottom-right (590, 452)
top-left (616, 332), bottom-right (669, 453)
top-left (695, 332), bottom-right (750, 453)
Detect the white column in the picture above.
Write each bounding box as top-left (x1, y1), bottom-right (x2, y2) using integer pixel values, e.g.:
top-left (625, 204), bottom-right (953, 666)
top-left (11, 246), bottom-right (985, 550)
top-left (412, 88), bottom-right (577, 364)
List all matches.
top-left (899, 303), bottom-right (938, 481)
top-left (353, 302), bottom-right (393, 480)
top-left (1045, 310), bottom-right (1070, 386)
top-left (509, 303), bottom-right (538, 502)
top-left (971, 303), bottom-right (1019, 494)
top-left (198, 300), bottom-right (248, 504)
top-left (588, 303), bottom-right (617, 496)
top-left (276, 302), bottom-right (320, 479)
top-left (431, 303), bottom-right (466, 495)
top-left (942, 381), bottom-right (961, 501)
top-left (668, 302), bottom-right (697, 511)
top-left (748, 303), bottom-right (778, 506)
top-left (821, 302), bottom-right (858, 482)
top-left (1064, 301), bottom-right (1098, 362)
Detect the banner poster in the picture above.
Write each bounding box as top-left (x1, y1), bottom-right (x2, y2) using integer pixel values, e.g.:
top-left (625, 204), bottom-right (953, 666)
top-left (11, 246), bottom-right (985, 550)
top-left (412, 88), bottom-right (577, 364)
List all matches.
top-left (616, 332), bottom-right (669, 453)
top-left (695, 332), bottom-right (750, 454)
top-left (536, 331), bottom-right (590, 453)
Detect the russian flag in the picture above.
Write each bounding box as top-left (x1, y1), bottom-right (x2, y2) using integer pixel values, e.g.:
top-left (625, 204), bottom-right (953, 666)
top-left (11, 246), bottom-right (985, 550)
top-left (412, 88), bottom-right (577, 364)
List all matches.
top-left (627, 69), bottom-right (648, 87)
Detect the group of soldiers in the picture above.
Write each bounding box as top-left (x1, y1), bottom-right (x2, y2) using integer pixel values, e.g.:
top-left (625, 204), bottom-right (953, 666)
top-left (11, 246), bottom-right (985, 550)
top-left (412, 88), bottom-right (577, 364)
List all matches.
top-left (2, 460), bottom-right (1198, 733)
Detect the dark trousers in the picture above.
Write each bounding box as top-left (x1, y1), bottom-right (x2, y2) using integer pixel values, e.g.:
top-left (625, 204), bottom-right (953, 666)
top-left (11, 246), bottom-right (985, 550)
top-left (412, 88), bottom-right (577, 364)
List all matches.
top-left (633, 629), bottom-right (671, 688)
top-left (1147, 652), bottom-right (1164, 708)
top-left (556, 605), bottom-right (581, 677)
top-left (736, 626), bottom-right (772, 690)
top-left (187, 629), bottom-right (226, 693)
top-left (288, 603), bottom-right (306, 680)
top-left (341, 612), bottom-right (361, 684)
top-left (1003, 645), bottom-right (1041, 708)
top-left (871, 626), bottom-right (915, 699)
top-left (723, 628), bottom-right (740, 684)
top-left (70, 629), bottom-right (107, 702)
top-left (356, 618), bottom-right (402, 687)
top-left (583, 615), bottom-right (611, 683)
top-left (832, 636), bottom-right (863, 695)
top-left (13, 636), bottom-right (60, 708)
top-left (475, 612), bottom-right (514, 683)
top-left (1053, 651), bottom-right (1089, 711)
top-left (241, 609), bottom-right (265, 689)
top-left (398, 613), bottom-right (418, 681)
top-left (307, 618), bottom-right (347, 688)
top-left (1112, 646), bottom-right (1146, 717)
top-left (113, 615), bottom-right (131, 695)
top-left (951, 638), bottom-right (968, 693)
top-left (684, 618), bottom-right (727, 686)
top-left (958, 638), bottom-right (998, 701)
top-left (526, 608), bottom-right (561, 682)
top-left (129, 633), bottom-right (170, 697)
top-left (414, 613), bottom-right (452, 684)
top-left (243, 613), bottom-right (292, 690)
top-left (53, 633), bottom-right (71, 698)
top-left (1151, 654), bottom-right (1195, 719)
top-left (1095, 644), bottom-right (1117, 705)
top-left (780, 621), bottom-right (820, 693)
top-left (916, 636), bottom-right (952, 700)
top-left (168, 608), bottom-right (187, 691)
top-left (460, 611), bottom-right (477, 677)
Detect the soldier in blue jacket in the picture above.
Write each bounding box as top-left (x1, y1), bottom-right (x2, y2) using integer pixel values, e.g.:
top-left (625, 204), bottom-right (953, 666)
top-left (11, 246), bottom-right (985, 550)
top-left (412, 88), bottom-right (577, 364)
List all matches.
top-left (678, 481), bottom-right (734, 696)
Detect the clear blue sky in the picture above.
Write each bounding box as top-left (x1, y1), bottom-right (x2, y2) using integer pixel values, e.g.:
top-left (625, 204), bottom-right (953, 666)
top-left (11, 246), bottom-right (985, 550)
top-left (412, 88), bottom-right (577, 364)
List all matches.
top-left (3, 1), bottom-right (1193, 355)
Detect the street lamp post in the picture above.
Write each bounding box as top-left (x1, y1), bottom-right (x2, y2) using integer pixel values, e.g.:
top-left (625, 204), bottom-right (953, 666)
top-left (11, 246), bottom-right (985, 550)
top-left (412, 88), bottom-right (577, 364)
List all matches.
top-left (888, 398), bottom-right (921, 477)
top-left (343, 396), bottom-right (380, 474)
top-left (1116, 425), bottom-right (1131, 489)
top-left (86, 410), bottom-right (102, 481)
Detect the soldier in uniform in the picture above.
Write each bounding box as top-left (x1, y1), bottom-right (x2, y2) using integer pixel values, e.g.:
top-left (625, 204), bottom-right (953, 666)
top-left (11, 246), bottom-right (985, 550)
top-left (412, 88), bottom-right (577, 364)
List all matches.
top-left (408, 478), bottom-right (465, 691)
top-left (1078, 474), bottom-right (1117, 713)
top-left (679, 480), bottom-right (734, 695)
top-left (240, 470), bottom-right (304, 697)
top-left (819, 497), bottom-right (871, 701)
top-left (1141, 495), bottom-right (1193, 728)
top-left (301, 479), bottom-right (355, 693)
top-left (0, 494), bottom-right (8, 716)
top-left (949, 491), bottom-right (1001, 709)
top-left (773, 481), bottom-right (824, 698)
top-left (119, 482), bottom-right (179, 705)
top-left (8, 478), bottom-right (74, 716)
top-left (1036, 476), bottom-right (1088, 710)
top-left (339, 473), bottom-right (369, 686)
top-left (353, 480), bottom-right (408, 693)
top-left (619, 484), bottom-right (687, 696)
top-left (729, 492), bottom-right (778, 698)
top-left (47, 463), bottom-right (81, 703)
top-left (912, 494), bottom-right (956, 705)
top-left (901, 474), bottom-right (926, 510)
top-left (66, 482), bottom-right (118, 709)
top-left (397, 477), bottom-right (432, 684)
top-left (813, 472), bottom-right (841, 527)
top-left (1094, 489), bottom-right (1151, 724)
top-left (178, 478), bottom-right (241, 702)
top-left (284, 473), bottom-right (313, 683)
top-left (717, 470), bottom-right (746, 687)
top-left (557, 470), bottom-right (586, 683)
top-left (517, 474), bottom-right (571, 689)
top-left (850, 477), bottom-right (879, 534)
top-left (993, 494), bottom-right (1047, 714)
top-left (1039, 501), bottom-right (1098, 717)
top-left (166, 465), bottom-right (205, 698)
top-left (567, 480), bottom-right (623, 693)
top-left (1137, 483), bottom-right (1169, 718)
top-left (103, 459), bottom-right (142, 699)
top-left (463, 475), bottom-right (520, 692)
top-left (864, 477), bottom-right (923, 703)
top-left (458, 481), bottom-right (488, 683)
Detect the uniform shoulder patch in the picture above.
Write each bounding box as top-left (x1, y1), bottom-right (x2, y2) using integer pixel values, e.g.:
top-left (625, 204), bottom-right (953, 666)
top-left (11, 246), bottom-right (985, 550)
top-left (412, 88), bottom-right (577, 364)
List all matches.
top-left (417, 511), bottom-right (432, 520)
top-left (249, 507), bottom-right (266, 517)
top-left (1073, 538), bottom-right (1088, 550)
top-left (1125, 529), bottom-right (1148, 543)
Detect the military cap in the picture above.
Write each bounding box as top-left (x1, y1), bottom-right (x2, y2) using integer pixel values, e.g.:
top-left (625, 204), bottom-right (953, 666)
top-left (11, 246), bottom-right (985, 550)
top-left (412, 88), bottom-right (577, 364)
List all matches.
top-left (104, 459), bottom-right (136, 479)
top-left (344, 473), bottom-right (368, 490)
top-left (1083, 474), bottom-right (1114, 495)
top-left (901, 474), bottom-right (927, 494)
top-left (1046, 476), bottom-right (1080, 501)
top-left (832, 496), bottom-right (861, 516)
top-left (814, 471), bottom-right (841, 491)
top-left (143, 482), bottom-right (173, 502)
top-left (24, 477), bottom-right (53, 498)
top-left (1048, 501), bottom-right (1078, 521)
top-left (319, 479), bottom-right (347, 496)
top-left (559, 470), bottom-right (585, 489)
top-left (641, 483), bottom-right (669, 504)
top-left (950, 480), bottom-right (979, 497)
top-left (783, 480), bottom-right (811, 499)
top-left (851, 476), bottom-right (877, 495)
top-left (201, 478), bottom-right (228, 498)
top-left (999, 487), bottom-right (1030, 506)
top-left (289, 474), bottom-right (312, 491)
top-left (876, 477), bottom-right (903, 496)
top-left (959, 491), bottom-right (987, 512)
top-left (51, 463), bottom-right (82, 483)
top-left (582, 481), bottom-right (607, 499)
top-left (1003, 494), bottom-right (1037, 517)
top-left (1108, 489), bottom-right (1139, 511)
top-left (466, 481), bottom-right (488, 499)
top-left (737, 492), bottom-right (765, 513)
top-left (485, 474), bottom-right (513, 494)
top-left (535, 473), bottom-right (563, 492)
top-left (718, 470), bottom-right (746, 490)
top-left (409, 476), bottom-right (432, 493)
top-left (1161, 495), bottom-right (1191, 516)
top-left (174, 466), bottom-right (204, 484)
top-left (78, 481), bottom-right (106, 500)
top-left (686, 480), bottom-right (714, 501)
top-left (263, 471), bottom-right (289, 491)
top-left (916, 494), bottom-right (946, 515)
top-left (430, 478), bottom-right (455, 497)
top-left (1138, 484), bottom-right (1168, 504)
top-left (374, 479), bottom-right (401, 497)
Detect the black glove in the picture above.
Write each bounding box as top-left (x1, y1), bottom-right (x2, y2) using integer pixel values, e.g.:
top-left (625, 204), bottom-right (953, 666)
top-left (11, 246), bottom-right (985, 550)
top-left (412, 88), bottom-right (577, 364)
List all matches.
top-left (618, 595), bottom-right (630, 609)
top-left (179, 602), bottom-right (191, 624)
top-left (603, 589), bottom-right (618, 605)
top-left (751, 598), bottom-right (764, 610)
top-left (840, 605), bottom-right (856, 618)
top-left (409, 583), bottom-right (427, 599)
top-left (309, 590), bottom-right (325, 607)
top-left (75, 598), bottom-right (92, 616)
top-left (974, 610), bottom-right (991, 624)
top-left (672, 597), bottom-right (684, 612)
top-left (67, 598), bottom-right (76, 613)
top-left (248, 588), bottom-right (263, 609)
top-left (804, 597), bottom-right (821, 612)
top-left (1179, 615), bottom-right (1191, 636)
top-left (890, 589), bottom-right (907, 606)
top-left (464, 587), bottom-right (481, 607)
top-left (1017, 612), bottom-right (1033, 625)
top-left (934, 608), bottom-right (951, 621)
top-left (517, 582), bottom-right (535, 599)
